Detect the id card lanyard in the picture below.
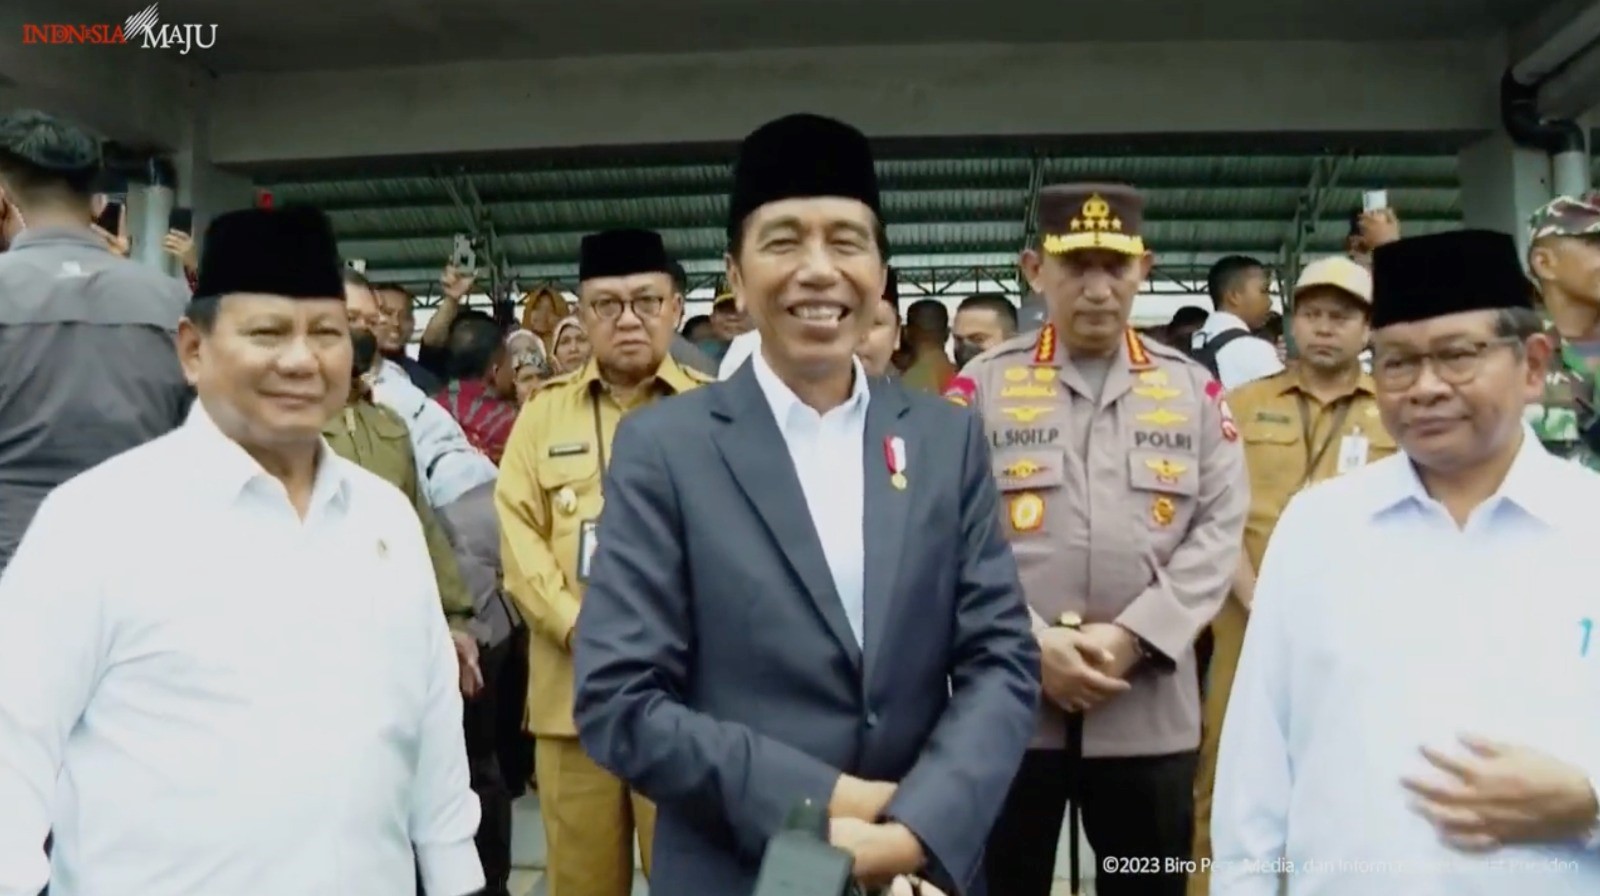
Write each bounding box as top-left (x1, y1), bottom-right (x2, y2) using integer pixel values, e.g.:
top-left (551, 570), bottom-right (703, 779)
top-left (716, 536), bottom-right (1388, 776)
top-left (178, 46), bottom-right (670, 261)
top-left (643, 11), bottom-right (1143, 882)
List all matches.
top-left (1295, 393), bottom-right (1354, 487)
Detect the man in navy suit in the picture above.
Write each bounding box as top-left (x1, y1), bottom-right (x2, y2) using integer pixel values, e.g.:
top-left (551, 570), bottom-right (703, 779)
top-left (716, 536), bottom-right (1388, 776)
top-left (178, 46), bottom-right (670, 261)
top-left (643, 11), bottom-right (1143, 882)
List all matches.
top-left (572, 113), bottom-right (1041, 896)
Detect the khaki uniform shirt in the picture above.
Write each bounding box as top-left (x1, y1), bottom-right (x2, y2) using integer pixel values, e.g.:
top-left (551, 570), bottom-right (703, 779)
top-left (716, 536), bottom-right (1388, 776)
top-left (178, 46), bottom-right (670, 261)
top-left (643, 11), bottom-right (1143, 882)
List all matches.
top-left (954, 325), bottom-right (1249, 757)
top-left (496, 356), bottom-right (712, 737)
top-left (323, 399), bottom-right (475, 629)
top-left (1227, 366), bottom-right (1396, 572)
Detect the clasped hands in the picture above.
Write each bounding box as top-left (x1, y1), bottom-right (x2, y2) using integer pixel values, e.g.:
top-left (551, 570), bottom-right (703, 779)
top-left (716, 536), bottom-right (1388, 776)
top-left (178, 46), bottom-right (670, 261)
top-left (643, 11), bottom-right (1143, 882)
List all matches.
top-left (828, 775), bottom-right (944, 894)
top-left (1037, 622), bottom-right (1140, 712)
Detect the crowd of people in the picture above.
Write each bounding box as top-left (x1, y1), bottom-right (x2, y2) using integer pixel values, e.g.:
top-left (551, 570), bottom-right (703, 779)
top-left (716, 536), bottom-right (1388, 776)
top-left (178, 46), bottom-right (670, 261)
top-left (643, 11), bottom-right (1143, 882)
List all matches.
top-left (2, 100), bottom-right (1600, 896)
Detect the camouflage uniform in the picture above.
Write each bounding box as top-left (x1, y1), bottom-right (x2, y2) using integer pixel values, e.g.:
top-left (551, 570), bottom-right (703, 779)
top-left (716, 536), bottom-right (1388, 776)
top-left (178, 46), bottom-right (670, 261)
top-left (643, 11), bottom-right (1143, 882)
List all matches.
top-left (1527, 193), bottom-right (1600, 470)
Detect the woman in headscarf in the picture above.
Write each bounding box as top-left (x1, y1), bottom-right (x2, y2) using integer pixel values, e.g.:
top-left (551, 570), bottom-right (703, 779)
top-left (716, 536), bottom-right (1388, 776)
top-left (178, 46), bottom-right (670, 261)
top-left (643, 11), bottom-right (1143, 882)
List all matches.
top-left (504, 329), bottom-right (551, 406)
top-left (549, 316), bottom-right (591, 374)
top-left (520, 286), bottom-right (570, 353)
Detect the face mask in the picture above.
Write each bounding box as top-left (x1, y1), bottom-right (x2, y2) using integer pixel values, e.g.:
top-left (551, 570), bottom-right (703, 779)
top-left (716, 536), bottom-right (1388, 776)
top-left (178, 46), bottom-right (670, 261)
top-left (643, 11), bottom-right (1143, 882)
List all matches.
top-left (350, 328), bottom-right (380, 375)
top-left (953, 339), bottom-right (984, 368)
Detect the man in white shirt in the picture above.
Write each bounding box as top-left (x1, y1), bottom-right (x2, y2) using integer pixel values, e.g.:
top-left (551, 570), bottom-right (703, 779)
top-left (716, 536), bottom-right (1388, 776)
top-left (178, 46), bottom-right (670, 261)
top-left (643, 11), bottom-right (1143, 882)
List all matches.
top-left (1211, 229), bottom-right (1600, 895)
top-left (1194, 255), bottom-right (1283, 388)
top-left (0, 206), bottom-right (483, 896)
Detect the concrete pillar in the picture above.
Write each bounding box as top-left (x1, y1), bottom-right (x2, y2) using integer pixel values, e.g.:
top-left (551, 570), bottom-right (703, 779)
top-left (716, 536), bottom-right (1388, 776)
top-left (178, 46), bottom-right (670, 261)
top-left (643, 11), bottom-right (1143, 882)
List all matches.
top-left (126, 183), bottom-right (175, 275)
top-left (1458, 131), bottom-right (1552, 265)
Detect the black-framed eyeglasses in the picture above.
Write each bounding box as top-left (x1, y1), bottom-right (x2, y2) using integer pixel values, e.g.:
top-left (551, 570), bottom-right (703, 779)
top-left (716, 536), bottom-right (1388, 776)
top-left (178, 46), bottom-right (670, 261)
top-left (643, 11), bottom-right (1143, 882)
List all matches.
top-left (1371, 336), bottom-right (1522, 390)
top-left (588, 295), bottom-right (665, 321)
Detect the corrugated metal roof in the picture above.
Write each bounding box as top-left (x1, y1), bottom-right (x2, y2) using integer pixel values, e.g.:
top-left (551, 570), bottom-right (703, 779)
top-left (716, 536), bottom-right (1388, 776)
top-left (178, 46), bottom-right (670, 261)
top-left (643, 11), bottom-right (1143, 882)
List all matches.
top-left (262, 146), bottom-right (1484, 293)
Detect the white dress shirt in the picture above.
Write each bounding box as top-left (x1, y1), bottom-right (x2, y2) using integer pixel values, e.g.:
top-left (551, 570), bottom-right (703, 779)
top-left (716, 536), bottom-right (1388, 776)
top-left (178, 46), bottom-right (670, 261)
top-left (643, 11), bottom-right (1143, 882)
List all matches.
top-left (750, 348), bottom-right (870, 645)
top-left (718, 329), bottom-right (762, 380)
top-left (1194, 310), bottom-right (1284, 389)
top-left (1212, 429), bottom-right (1600, 895)
top-left (0, 404), bottom-right (483, 896)
top-left (371, 359), bottom-right (497, 507)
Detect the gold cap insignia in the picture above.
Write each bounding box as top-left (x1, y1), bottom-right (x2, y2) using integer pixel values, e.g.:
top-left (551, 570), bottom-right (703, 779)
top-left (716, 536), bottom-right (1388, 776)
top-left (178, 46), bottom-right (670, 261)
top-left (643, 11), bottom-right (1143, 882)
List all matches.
top-left (1071, 194), bottom-right (1122, 234)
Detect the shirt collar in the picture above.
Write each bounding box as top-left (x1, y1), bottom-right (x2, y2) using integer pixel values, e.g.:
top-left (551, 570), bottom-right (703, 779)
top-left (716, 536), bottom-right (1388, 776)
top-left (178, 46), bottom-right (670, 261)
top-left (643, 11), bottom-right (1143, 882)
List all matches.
top-left (181, 399), bottom-right (353, 513)
top-left (750, 345), bottom-right (871, 429)
top-left (7, 226), bottom-right (112, 253)
top-left (1272, 366), bottom-right (1378, 399)
top-left (575, 353), bottom-right (702, 398)
top-left (1199, 310), bottom-right (1248, 339)
top-left (1367, 425), bottom-right (1568, 526)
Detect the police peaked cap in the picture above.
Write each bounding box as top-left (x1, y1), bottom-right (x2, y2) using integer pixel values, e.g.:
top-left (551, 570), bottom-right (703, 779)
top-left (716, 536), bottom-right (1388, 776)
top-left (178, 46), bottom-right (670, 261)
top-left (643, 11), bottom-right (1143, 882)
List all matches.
top-left (578, 228), bottom-right (674, 282)
top-left (193, 205), bottom-right (345, 301)
top-left (727, 113), bottom-right (881, 237)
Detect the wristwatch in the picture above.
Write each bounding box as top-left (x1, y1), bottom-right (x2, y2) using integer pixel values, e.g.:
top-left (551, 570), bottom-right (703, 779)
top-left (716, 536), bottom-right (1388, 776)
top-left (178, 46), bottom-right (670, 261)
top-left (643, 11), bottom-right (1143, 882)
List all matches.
top-left (1055, 612), bottom-right (1152, 661)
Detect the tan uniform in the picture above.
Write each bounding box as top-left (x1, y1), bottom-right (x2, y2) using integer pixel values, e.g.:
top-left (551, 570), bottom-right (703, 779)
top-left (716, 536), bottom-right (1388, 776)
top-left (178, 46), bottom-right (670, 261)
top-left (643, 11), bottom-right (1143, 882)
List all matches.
top-left (1187, 366), bottom-right (1394, 895)
top-left (494, 355), bottom-right (710, 896)
top-left (323, 398), bottom-right (474, 629)
top-left (954, 324), bottom-right (1249, 757)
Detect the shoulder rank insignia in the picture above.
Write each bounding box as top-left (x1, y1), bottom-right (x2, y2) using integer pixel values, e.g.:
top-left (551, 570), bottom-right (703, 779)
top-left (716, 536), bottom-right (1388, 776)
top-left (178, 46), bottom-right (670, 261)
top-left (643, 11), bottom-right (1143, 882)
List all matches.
top-left (1033, 324), bottom-right (1058, 365)
top-left (1124, 329), bottom-right (1153, 369)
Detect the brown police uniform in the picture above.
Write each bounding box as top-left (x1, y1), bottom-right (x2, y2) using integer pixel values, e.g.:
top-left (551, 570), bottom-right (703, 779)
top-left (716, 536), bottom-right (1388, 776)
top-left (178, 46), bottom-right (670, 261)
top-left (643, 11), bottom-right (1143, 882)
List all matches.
top-left (495, 354), bottom-right (711, 896)
top-left (953, 184), bottom-right (1249, 896)
top-left (323, 397), bottom-right (475, 629)
top-left (1187, 260), bottom-right (1395, 896)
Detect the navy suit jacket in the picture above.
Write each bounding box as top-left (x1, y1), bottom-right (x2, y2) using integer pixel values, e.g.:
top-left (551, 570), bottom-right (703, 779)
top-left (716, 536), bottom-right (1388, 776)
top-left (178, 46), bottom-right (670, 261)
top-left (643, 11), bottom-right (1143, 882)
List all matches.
top-left (572, 365), bottom-right (1040, 896)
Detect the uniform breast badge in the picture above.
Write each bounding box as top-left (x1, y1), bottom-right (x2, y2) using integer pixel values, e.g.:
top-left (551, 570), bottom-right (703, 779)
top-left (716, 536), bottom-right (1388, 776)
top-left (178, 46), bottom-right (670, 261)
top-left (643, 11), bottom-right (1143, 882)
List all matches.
top-left (555, 486), bottom-right (579, 515)
top-left (1009, 492), bottom-right (1045, 531)
top-left (1145, 457), bottom-right (1187, 486)
top-left (884, 435), bottom-right (909, 490)
top-left (1151, 496), bottom-right (1176, 527)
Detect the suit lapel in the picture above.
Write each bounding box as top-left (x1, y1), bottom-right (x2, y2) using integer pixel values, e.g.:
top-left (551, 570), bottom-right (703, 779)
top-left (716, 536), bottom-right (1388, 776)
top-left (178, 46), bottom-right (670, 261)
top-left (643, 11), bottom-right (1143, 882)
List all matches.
top-left (709, 366), bottom-right (862, 669)
top-left (862, 378), bottom-right (912, 685)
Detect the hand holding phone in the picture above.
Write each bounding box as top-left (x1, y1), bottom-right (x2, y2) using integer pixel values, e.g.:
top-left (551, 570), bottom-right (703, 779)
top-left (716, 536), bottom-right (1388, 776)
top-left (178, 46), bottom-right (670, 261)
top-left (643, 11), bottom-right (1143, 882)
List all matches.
top-left (1362, 190), bottom-right (1389, 214)
top-left (450, 234), bottom-right (477, 274)
top-left (95, 200), bottom-right (123, 236)
top-left (168, 207), bottom-right (194, 235)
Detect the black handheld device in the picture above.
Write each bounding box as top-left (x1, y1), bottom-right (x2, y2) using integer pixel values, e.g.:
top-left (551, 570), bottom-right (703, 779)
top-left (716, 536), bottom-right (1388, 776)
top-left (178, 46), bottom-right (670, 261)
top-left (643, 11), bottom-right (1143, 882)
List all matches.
top-left (95, 200), bottom-right (123, 234)
top-left (168, 207), bottom-right (194, 234)
top-left (751, 800), bottom-right (855, 896)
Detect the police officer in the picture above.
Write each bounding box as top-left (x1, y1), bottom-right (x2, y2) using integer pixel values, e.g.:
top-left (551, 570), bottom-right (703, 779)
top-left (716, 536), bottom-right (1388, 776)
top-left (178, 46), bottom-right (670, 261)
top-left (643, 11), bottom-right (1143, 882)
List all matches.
top-left (951, 183), bottom-right (1248, 896)
top-left (494, 228), bottom-right (713, 896)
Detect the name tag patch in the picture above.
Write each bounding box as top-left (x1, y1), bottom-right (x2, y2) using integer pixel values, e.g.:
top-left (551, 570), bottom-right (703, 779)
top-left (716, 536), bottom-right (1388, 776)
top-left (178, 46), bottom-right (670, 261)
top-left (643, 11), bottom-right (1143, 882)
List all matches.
top-left (549, 443), bottom-right (590, 457)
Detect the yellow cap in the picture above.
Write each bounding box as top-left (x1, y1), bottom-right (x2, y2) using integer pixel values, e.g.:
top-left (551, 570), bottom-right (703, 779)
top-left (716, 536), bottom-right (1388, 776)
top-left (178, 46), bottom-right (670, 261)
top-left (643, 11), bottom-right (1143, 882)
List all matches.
top-left (1293, 256), bottom-right (1372, 306)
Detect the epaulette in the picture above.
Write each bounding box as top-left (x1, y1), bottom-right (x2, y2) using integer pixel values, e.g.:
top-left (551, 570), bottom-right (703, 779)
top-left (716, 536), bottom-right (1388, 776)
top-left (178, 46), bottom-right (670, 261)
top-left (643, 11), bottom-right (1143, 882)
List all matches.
top-left (966, 328), bottom-right (1040, 368)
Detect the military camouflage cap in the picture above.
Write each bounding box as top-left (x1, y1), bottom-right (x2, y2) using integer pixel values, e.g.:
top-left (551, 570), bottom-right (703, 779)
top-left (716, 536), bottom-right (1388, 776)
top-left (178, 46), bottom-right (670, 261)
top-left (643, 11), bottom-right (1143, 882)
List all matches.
top-left (1529, 192), bottom-right (1600, 241)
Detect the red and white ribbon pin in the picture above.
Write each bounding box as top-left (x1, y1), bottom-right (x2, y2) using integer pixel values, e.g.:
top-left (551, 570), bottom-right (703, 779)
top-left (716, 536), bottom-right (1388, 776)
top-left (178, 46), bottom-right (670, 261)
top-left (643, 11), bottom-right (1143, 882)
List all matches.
top-left (884, 435), bottom-right (908, 490)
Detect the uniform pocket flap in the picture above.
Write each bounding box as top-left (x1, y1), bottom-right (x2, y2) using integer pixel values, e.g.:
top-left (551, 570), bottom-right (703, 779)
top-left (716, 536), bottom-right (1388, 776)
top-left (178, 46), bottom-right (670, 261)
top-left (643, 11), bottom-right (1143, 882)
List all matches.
top-left (367, 406), bottom-right (411, 440)
top-left (1240, 419), bottom-right (1299, 445)
top-left (536, 454), bottom-right (600, 490)
top-left (993, 452), bottom-right (1066, 493)
top-left (1128, 450), bottom-right (1200, 496)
